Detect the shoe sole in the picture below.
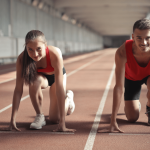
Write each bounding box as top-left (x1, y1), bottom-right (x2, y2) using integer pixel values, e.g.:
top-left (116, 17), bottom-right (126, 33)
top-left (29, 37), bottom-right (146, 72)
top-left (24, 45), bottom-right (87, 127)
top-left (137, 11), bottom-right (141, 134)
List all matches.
top-left (30, 121), bottom-right (46, 130)
top-left (67, 91), bottom-right (75, 115)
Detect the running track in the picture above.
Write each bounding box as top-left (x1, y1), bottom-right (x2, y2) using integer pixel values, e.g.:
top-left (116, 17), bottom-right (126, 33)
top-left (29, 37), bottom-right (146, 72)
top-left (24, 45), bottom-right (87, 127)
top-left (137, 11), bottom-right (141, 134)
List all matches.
top-left (0, 49), bottom-right (150, 150)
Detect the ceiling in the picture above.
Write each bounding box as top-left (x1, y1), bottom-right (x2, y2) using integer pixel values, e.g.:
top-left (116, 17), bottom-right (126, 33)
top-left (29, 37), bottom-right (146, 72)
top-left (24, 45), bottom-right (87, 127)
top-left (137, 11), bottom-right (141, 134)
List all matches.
top-left (23, 0), bottom-right (150, 36)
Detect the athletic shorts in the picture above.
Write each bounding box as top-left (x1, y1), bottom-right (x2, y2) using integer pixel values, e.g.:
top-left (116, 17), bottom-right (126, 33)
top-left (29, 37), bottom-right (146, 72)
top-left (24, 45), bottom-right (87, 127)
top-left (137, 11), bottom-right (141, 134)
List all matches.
top-left (124, 76), bottom-right (150, 101)
top-left (43, 67), bottom-right (66, 86)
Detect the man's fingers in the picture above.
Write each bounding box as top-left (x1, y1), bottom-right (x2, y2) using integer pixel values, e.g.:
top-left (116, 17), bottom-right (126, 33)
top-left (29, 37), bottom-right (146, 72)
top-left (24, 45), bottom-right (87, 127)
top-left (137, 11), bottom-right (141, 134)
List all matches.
top-left (97, 128), bottom-right (110, 133)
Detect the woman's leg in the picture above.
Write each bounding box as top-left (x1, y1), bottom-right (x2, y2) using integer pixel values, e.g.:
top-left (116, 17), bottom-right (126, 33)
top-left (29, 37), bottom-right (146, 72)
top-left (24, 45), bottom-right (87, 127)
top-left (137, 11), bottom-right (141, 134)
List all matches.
top-left (29, 74), bottom-right (48, 114)
top-left (49, 73), bottom-right (71, 123)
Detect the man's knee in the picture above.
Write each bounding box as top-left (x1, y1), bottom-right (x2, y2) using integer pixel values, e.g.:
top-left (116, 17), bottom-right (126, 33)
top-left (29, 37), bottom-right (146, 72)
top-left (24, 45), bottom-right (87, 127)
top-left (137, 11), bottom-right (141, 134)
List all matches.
top-left (147, 76), bottom-right (150, 90)
top-left (125, 109), bottom-right (139, 123)
top-left (126, 115), bottom-right (139, 123)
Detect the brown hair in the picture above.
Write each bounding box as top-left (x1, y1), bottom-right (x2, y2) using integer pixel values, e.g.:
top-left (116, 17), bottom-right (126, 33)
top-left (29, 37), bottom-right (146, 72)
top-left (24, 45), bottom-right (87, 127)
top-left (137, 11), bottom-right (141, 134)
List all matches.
top-left (22, 30), bottom-right (47, 85)
top-left (133, 18), bottom-right (150, 32)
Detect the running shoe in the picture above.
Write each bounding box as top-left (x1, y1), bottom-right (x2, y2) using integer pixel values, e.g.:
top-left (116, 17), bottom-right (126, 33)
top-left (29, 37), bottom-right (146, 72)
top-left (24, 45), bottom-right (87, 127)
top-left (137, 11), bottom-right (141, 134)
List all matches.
top-left (30, 114), bottom-right (46, 129)
top-left (66, 90), bottom-right (75, 115)
top-left (145, 105), bottom-right (150, 126)
top-left (139, 101), bottom-right (141, 112)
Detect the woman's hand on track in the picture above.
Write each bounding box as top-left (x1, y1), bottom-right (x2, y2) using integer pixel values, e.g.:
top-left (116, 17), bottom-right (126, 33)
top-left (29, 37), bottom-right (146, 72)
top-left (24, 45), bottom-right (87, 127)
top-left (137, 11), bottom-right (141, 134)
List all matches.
top-left (53, 122), bottom-right (76, 132)
top-left (0, 121), bottom-right (21, 131)
top-left (9, 120), bottom-right (21, 131)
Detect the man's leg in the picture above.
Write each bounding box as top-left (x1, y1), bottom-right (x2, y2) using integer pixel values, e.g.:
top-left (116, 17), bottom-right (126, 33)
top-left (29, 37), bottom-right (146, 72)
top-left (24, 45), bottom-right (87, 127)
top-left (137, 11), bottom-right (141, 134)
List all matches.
top-left (146, 76), bottom-right (150, 125)
top-left (124, 78), bottom-right (141, 123)
top-left (124, 100), bottom-right (140, 122)
top-left (146, 76), bottom-right (150, 107)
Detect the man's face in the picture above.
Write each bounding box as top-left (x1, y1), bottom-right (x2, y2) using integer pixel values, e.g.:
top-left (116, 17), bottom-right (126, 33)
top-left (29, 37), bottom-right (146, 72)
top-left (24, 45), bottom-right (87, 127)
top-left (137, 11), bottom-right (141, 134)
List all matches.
top-left (132, 28), bottom-right (150, 52)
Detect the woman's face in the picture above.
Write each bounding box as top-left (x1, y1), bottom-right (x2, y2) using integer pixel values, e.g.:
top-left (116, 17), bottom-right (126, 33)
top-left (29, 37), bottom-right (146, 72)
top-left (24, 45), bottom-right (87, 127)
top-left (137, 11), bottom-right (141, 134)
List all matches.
top-left (26, 38), bottom-right (46, 61)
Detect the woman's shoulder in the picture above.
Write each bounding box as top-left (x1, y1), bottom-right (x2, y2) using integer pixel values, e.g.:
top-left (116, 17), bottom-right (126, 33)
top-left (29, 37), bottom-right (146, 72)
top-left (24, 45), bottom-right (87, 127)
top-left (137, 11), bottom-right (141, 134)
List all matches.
top-left (17, 51), bottom-right (24, 64)
top-left (47, 45), bottom-right (62, 59)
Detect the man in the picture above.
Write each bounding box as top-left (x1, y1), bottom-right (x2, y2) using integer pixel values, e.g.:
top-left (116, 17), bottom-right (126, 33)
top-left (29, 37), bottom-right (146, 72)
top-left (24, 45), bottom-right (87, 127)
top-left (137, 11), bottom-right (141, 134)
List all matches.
top-left (110, 18), bottom-right (150, 133)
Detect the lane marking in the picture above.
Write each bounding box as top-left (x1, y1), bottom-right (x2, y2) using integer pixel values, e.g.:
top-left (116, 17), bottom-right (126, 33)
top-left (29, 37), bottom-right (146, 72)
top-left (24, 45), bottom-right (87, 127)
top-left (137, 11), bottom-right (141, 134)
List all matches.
top-left (0, 131), bottom-right (74, 134)
top-left (0, 78), bottom-right (16, 85)
top-left (67, 54), bottom-right (106, 77)
top-left (84, 63), bottom-right (115, 150)
top-left (109, 133), bottom-right (150, 135)
top-left (0, 54), bottom-right (106, 114)
top-left (63, 50), bottom-right (104, 65)
top-left (0, 67), bottom-right (16, 73)
top-left (0, 95), bottom-right (29, 113)
top-left (0, 50), bottom-right (104, 85)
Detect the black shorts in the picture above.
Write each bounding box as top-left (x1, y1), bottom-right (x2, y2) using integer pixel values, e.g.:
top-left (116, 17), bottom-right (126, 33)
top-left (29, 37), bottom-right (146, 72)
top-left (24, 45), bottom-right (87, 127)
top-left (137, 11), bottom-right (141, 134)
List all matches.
top-left (124, 76), bottom-right (150, 101)
top-left (43, 67), bottom-right (66, 86)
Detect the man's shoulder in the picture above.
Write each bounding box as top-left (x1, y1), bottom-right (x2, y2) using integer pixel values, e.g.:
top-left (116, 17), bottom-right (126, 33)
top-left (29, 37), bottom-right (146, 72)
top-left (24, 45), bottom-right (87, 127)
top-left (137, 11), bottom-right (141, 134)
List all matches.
top-left (116, 42), bottom-right (126, 59)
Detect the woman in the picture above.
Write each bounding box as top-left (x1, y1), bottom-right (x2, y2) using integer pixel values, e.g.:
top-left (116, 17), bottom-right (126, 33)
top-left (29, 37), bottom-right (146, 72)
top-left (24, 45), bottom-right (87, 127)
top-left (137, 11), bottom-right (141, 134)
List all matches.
top-left (8, 30), bottom-right (75, 132)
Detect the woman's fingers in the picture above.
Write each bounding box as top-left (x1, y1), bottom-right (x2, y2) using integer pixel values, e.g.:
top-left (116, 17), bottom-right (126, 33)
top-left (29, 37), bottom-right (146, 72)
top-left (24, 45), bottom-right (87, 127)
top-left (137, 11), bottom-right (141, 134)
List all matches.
top-left (12, 123), bottom-right (21, 132)
top-left (13, 126), bottom-right (21, 132)
top-left (64, 128), bottom-right (76, 132)
top-left (116, 126), bottom-right (124, 133)
top-left (53, 127), bottom-right (76, 132)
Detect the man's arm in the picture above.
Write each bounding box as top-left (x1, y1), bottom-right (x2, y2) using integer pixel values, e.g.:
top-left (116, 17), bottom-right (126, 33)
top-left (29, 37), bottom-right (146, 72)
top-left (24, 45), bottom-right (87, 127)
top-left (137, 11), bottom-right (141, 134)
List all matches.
top-left (110, 42), bottom-right (127, 133)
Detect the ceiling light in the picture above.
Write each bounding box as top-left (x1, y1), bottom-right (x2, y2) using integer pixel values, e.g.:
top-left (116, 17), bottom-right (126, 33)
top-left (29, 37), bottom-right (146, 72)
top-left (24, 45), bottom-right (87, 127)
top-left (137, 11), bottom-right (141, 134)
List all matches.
top-left (32, 0), bottom-right (39, 7)
top-left (62, 14), bottom-right (69, 21)
top-left (71, 19), bottom-right (76, 24)
top-left (38, 2), bottom-right (44, 9)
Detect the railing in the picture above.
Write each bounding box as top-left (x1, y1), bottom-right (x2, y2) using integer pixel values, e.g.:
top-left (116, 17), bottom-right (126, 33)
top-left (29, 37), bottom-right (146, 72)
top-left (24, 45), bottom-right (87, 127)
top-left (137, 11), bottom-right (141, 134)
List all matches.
top-left (0, 56), bottom-right (17, 65)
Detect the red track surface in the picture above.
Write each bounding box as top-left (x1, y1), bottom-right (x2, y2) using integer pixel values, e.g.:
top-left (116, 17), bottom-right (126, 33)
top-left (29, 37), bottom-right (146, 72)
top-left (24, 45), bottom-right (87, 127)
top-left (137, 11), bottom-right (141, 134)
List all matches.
top-left (0, 49), bottom-right (150, 150)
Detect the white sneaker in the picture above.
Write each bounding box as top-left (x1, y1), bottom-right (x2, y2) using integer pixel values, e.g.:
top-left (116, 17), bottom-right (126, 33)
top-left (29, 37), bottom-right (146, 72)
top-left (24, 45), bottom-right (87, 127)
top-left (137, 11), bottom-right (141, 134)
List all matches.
top-left (139, 101), bottom-right (141, 112)
top-left (30, 114), bottom-right (46, 129)
top-left (66, 90), bottom-right (75, 115)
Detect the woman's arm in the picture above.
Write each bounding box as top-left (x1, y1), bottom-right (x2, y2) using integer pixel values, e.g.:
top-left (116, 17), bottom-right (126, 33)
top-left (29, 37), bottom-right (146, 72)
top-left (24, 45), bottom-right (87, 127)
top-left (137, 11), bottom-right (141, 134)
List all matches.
top-left (109, 43), bottom-right (127, 133)
top-left (50, 46), bottom-right (75, 132)
top-left (9, 54), bottom-right (24, 131)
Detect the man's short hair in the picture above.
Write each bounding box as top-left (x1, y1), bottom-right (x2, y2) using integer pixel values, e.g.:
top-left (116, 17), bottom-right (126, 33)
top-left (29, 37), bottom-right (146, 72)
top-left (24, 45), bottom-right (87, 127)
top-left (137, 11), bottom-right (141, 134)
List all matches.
top-left (133, 18), bottom-right (150, 32)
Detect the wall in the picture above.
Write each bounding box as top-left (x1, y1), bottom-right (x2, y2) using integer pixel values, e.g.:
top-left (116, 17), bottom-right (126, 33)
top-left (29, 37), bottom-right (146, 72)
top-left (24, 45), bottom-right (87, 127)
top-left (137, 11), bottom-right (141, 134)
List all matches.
top-left (0, 0), bottom-right (103, 64)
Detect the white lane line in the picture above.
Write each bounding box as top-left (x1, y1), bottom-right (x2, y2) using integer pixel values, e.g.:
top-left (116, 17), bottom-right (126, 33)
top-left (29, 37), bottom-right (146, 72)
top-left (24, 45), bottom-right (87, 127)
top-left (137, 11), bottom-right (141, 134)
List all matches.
top-left (0, 95), bottom-right (29, 113)
top-left (63, 50), bottom-right (103, 65)
top-left (0, 50), bottom-right (103, 85)
top-left (0, 131), bottom-right (74, 134)
top-left (0, 54), bottom-right (105, 114)
top-left (0, 67), bottom-right (16, 73)
top-left (0, 78), bottom-right (16, 85)
top-left (84, 63), bottom-right (115, 150)
top-left (109, 133), bottom-right (150, 136)
top-left (67, 54), bottom-right (105, 77)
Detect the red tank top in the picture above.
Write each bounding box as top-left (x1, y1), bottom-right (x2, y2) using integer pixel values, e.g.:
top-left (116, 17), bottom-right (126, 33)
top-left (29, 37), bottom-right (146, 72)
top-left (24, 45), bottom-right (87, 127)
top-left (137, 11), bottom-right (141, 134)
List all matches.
top-left (37, 47), bottom-right (54, 73)
top-left (125, 40), bottom-right (150, 81)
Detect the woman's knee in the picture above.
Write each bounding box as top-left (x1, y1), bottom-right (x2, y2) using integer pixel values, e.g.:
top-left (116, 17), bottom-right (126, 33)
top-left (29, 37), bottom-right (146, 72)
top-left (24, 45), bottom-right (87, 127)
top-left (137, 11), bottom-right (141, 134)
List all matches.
top-left (30, 75), bottom-right (44, 87)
